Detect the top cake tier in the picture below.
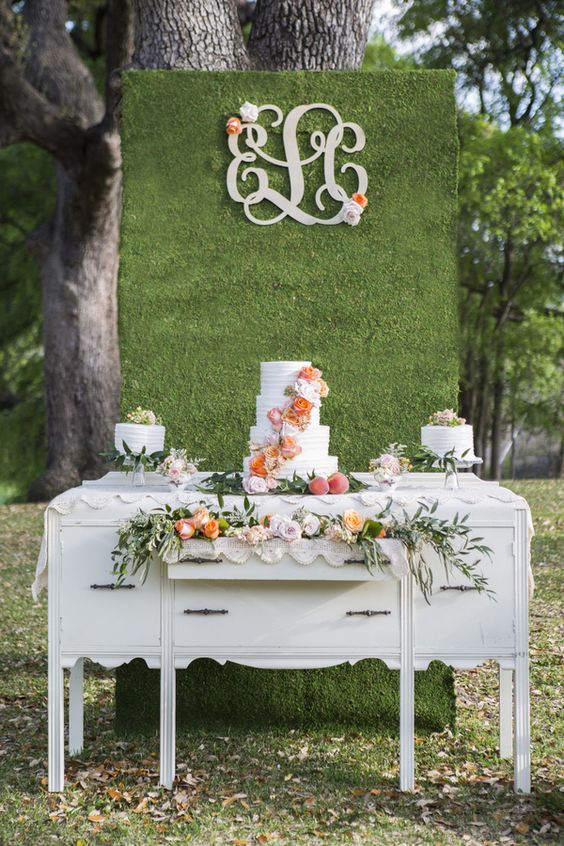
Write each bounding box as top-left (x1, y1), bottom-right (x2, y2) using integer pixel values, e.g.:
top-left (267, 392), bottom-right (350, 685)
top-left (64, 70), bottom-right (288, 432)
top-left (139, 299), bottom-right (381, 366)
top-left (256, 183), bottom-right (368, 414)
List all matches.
top-left (258, 361), bottom-right (312, 395)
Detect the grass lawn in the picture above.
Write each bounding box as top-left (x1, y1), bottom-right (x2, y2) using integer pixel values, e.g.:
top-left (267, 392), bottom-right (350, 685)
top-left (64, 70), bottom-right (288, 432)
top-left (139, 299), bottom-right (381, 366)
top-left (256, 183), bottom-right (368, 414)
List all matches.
top-left (0, 480), bottom-right (562, 845)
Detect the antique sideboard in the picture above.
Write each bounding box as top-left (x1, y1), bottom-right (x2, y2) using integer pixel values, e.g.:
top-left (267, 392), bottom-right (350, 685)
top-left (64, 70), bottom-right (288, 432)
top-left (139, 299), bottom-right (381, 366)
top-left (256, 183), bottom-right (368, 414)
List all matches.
top-left (34, 474), bottom-right (531, 794)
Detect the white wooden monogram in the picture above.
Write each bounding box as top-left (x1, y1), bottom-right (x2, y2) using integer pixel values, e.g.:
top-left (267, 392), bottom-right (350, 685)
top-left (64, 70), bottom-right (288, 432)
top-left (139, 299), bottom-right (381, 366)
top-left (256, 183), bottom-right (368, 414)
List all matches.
top-left (226, 103), bottom-right (368, 226)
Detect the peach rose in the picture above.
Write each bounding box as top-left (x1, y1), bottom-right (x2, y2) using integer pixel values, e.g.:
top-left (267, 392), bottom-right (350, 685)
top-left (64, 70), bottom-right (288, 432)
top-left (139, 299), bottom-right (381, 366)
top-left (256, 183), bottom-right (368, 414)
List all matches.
top-left (377, 527), bottom-right (386, 538)
top-left (249, 453), bottom-right (268, 477)
top-left (352, 192), bottom-right (368, 209)
top-left (175, 519), bottom-right (195, 540)
top-left (293, 396), bottom-right (313, 415)
top-left (317, 378), bottom-right (329, 397)
top-left (298, 366), bottom-right (322, 381)
top-left (282, 407), bottom-right (300, 427)
top-left (188, 507), bottom-right (209, 530)
top-left (263, 445), bottom-right (282, 461)
top-left (343, 510), bottom-right (365, 533)
top-left (280, 435), bottom-right (302, 459)
top-left (225, 117), bottom-right (242, 135)
top-left (203, 519), bottom-right (220, 540)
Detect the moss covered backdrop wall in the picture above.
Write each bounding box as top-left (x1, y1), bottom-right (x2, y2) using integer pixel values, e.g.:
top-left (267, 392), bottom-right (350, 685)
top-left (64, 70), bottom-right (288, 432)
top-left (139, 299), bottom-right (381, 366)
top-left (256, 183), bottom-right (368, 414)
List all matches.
top-left (117, 70), bottom-right (459, 733)
top-left (119, 70), bottom-right (459, 460)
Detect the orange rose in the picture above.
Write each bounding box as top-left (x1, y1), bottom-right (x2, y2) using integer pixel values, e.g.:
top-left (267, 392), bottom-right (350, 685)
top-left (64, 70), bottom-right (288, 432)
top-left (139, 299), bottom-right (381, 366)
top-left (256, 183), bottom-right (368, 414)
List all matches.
top-left (298, 366), bottom-right (322, 381)
top-left (377, 528), bottom-right (386, 538)
top-left (225, 116), bottom-right (242, 135)
top-left (203, 519), bottom-right (220, 540)
top-left (263, 445), bottom-right (281, 460)
top-left (249, 453), bottom-right (268, 477)
top-left (317, 378), bottom-right (329, 398)
top-left (293, 396), bottom-right (313, 415)
top-left (352, 192), bottom-right (368, 208)
top-left (343, 510), bottom-right (365, 533)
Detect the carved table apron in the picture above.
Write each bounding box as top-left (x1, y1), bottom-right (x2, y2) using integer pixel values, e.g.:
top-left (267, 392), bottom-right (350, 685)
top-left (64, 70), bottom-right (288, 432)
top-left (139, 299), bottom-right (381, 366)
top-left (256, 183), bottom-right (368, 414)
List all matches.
top-left (38, 480), bottom-right (531, 794)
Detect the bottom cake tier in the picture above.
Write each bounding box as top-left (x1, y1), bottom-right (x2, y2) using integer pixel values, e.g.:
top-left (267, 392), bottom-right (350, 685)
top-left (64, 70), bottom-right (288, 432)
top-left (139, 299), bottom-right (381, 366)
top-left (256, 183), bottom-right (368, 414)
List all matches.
top-left (243, 454), bottom-right (339, 480)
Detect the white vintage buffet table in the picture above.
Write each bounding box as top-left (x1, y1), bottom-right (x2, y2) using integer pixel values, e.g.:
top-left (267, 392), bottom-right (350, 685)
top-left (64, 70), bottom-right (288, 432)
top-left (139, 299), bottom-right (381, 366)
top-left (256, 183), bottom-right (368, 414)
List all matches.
top-left (33, 473), bottom-right (532, 794)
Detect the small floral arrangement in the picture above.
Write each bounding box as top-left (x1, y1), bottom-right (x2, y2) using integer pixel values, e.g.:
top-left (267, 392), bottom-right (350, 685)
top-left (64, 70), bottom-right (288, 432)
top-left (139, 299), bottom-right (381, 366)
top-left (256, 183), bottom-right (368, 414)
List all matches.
top-left (428, 409), bottom-right (466, 427)
top-left (343, 192), bottom-right (368, 226)
top-left (369, 443), bottom-right (412, 484)
top-left (126, 407), bottom-right (161, 425)
top-left (156, 449), bottom-right (202, 486)
top-left (247, 365), bottom-right (329, 485)
top-left (112, 500), bottom-right (493, 604)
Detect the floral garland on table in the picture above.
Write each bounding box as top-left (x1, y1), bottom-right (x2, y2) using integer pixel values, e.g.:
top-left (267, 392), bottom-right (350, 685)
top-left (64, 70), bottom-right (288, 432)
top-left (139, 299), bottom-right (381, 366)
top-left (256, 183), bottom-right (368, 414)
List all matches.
top-left (246, 364), bottom-right (329, 492)
top-left (112, 500), bottom-right (493, 603)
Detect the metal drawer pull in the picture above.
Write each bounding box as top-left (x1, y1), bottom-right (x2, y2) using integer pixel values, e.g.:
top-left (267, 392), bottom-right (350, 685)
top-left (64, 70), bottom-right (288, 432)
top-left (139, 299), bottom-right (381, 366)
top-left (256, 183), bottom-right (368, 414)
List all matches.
top-left (186, 557), bottom-right (224, 564)
top-left (440, 585), bottom-right (478, 592)
top-left (183, 608), bottom-right (228, 615)
top-left (90, 583), bottom-right (135, 590)
top-left (346, 609), bottom-right (391, 617)
top-left (344, 558), bottom-right (389, 565)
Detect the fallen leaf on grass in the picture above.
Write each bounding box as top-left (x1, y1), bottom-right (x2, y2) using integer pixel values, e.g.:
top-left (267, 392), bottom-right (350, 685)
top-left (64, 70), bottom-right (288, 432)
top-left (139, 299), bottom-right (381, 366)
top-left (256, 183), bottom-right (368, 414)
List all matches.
top-left (87, 811), bottom-right (105, 822)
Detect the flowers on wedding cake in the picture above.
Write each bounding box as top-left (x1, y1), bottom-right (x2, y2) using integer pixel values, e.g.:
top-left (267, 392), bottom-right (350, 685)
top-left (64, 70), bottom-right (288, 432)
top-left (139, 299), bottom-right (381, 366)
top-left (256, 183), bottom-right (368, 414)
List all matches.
top-left (369, 443), bottom-right (412, 485)
top-left (247, 364), bottom-right (329, 483)
top-left (126, 407), bottom-right (161, 425)
top-left (157, 449), bottom-right (202, 486)
top-left (428, 409), bottom-right (466, 426)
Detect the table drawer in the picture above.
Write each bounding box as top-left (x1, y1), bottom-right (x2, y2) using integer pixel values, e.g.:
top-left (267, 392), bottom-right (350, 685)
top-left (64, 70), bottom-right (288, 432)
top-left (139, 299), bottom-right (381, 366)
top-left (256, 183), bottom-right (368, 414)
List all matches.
top-left (60, 526), bottom-right (160, 650)
top-left (174, 580), bottom-right (400, 650)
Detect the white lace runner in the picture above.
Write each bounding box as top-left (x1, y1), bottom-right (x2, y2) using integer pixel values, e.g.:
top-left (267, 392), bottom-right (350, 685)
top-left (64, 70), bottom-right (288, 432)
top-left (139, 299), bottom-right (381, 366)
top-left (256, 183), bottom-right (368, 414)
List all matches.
top-left (163, 537), bottom-right (409, 578)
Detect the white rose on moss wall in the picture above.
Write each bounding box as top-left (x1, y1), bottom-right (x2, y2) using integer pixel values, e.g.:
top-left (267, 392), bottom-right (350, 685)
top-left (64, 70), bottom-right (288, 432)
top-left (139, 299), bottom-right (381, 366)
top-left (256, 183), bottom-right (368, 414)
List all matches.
top-left (240, 102), bottom-right (259, 123)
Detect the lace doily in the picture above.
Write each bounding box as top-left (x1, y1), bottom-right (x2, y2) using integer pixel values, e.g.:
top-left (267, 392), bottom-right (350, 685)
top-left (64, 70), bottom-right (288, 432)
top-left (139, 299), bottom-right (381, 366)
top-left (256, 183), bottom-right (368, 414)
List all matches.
top-left (163, 536), bottom-right (408, 579)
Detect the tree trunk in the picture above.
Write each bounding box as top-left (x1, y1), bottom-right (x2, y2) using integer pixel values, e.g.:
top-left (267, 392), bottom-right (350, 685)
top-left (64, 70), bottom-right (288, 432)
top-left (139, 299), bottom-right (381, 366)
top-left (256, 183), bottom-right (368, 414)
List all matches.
top-left (0, 0), bottom-right (133, 500)
top-left (248, 0), bottom-right (375, 69)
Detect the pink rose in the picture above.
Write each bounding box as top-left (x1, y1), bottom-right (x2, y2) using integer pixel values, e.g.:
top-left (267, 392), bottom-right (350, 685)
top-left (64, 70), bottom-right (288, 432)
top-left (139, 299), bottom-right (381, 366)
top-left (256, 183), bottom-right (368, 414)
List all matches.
top-left (175, 519), bottom-right (195, 540)
top-left (280, 435), bottom-right (302, 459)
top-left (378, 454), bottom-right (401, 476)
top-left (267, 407), bottom-right (284, 431)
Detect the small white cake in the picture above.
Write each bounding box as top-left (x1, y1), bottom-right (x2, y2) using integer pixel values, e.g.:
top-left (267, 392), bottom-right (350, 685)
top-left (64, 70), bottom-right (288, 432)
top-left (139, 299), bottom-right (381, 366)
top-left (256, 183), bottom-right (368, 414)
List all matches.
top-left (421, 423), bottom-right (475, 460)
top-left (115, 422), bottom-right (165, 455)
top-left (244, 360), bottom-right (339, 479)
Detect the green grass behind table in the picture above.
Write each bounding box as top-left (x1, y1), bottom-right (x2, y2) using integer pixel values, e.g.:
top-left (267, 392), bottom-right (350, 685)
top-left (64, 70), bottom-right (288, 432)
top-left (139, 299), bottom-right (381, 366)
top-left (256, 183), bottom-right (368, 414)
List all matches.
top-left (116, 69), bottom-right (460, 732)
top-left (1, 480), bottom-right (562, 845)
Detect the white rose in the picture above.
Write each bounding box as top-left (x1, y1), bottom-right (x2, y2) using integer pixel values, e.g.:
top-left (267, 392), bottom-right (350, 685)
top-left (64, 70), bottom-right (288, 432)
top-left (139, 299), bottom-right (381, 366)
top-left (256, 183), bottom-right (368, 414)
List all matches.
top-left (243, 475), bottom-right (269, 495)
top-left (240, 101), bottom-right (259, 123)
top-left (270, 515), bottom-right (302, 541)
top-left (302, 513), bottom-right (321, 537)
top-left (294, 378), bottom-right (321, 407)
top-left (343, 200), bottom-right (363, 226)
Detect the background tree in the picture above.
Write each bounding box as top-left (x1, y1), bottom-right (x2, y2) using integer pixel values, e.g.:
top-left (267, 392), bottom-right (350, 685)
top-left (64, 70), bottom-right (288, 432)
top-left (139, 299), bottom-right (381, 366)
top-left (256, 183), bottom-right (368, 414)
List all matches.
top-left (389, 0), bottom-right (564, 478)
top-left (0, 0), bottom-right (375, 501)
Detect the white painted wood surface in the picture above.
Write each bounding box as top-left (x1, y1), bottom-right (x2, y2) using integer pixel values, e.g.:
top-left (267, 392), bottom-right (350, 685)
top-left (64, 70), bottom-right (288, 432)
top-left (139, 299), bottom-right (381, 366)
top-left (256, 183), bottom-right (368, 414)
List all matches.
top-left (45, 488), bottom-right (531, 793)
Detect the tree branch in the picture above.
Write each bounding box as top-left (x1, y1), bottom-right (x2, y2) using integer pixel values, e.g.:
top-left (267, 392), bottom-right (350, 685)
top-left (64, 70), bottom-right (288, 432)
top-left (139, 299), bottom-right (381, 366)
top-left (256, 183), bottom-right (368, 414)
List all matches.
top-left (0, 51), bottom-right (85, 163)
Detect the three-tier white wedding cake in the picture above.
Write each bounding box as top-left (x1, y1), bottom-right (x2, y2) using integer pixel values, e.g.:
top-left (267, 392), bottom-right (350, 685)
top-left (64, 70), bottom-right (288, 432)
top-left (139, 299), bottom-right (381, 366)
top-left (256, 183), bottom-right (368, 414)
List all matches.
top-left (243, 361), bottom-right (339, 480)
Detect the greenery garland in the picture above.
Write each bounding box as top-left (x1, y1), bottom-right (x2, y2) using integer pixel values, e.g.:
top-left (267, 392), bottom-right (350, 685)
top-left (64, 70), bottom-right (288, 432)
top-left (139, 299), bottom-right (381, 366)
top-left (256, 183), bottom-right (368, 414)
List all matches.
top-left (111, 498), bottom-right (493, 603)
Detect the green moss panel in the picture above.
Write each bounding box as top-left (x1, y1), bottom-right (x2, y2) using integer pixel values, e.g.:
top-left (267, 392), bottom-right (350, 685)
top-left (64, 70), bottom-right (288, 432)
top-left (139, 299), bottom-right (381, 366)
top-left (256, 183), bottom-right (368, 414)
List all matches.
top-left (117, 70), bottom-right (459, 732)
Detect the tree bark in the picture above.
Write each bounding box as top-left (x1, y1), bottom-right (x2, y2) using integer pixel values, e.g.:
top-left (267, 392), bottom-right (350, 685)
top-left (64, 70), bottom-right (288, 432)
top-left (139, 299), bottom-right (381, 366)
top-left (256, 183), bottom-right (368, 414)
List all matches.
top-left (0, 0), bottom-right (133, 500)
top-left (248, 0), bottom-right (375, 69)
top-left (133, 0), bottom-right (249, 69)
